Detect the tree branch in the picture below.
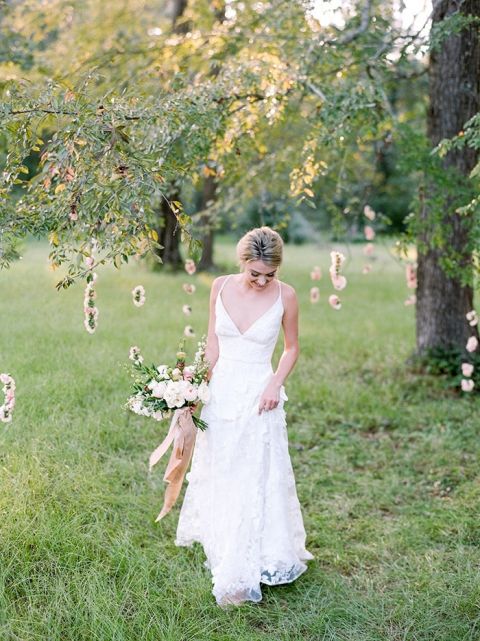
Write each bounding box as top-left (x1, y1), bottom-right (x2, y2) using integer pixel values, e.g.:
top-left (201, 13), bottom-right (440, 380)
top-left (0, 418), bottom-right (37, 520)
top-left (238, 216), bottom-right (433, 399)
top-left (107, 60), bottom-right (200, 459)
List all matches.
top-left (333, 0), bottom-right (372, 45)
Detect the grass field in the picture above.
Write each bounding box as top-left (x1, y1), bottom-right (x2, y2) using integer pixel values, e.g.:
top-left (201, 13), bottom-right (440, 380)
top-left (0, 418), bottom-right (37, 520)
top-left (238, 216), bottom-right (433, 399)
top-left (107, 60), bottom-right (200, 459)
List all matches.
top-left (0, 238), bottom-right (479, 641)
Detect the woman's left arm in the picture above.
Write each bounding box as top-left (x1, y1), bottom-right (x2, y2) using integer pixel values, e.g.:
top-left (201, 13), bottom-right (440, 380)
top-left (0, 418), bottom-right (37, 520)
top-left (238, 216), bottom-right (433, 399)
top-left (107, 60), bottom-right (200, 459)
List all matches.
top-left (258, 285), bottom-right (299, 414)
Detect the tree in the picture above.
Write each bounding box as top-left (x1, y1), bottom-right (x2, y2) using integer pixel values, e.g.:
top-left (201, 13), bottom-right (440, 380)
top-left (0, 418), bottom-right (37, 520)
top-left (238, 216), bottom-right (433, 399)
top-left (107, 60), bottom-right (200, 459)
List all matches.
top-left (4, 0), bottom-right (478, 368)
top-left (416, 0), bottom-right (480, 354)
top-left (153, 0), bottom-right (189, 270)
top-left (195, 171), bottom-right (217, 271)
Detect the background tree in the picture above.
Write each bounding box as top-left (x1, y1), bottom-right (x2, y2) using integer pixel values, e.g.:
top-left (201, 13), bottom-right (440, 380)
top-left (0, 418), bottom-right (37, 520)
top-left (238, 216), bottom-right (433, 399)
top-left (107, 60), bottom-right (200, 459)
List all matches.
top-left (2, 0), bottom-right (480, 366)
top-left (415, 0), bottom-right (480, 355)
top-left (151, 0), bottom-right (190, 270)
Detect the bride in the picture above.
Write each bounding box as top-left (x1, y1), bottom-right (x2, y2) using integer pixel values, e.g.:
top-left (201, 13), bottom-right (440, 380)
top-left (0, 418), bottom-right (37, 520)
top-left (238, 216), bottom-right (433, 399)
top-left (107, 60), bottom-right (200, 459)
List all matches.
top-left (175, 226), bottom-right (314, 606)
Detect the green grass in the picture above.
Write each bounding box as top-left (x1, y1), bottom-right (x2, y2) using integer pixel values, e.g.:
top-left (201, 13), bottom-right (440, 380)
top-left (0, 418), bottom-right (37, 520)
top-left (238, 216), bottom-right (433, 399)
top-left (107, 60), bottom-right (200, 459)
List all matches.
top-left (0, 238), bottom-right (479, 641)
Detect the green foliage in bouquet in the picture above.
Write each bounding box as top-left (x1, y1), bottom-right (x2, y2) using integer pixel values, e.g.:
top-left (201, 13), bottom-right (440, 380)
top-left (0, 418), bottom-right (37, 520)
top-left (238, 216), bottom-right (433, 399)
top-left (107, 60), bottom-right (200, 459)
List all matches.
top-left (126, 337), bottom-right (210, 431)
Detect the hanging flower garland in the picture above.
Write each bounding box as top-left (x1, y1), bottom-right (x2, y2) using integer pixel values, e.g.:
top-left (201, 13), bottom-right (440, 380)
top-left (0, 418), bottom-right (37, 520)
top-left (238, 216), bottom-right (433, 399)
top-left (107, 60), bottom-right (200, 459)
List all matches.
top-left (182, 283), bottom-right (196, 295)
top-left (362, 205), bottom-right (376, 274)
top-left (466, 335), bottom-right (478, 353)
top-left (461, 309), bottom-right (478, 392)
top-left (328, 294), bottom-right (342, 310)
top-left (184, 259), bottom-right (196, 276)
top-left (0, 373), bottom-right (16, 423)
top-left (83, 243), bottom-right (99, 334)
top-left (466, 310), bottom-right (478, 327)
top-left (401, 260), bottom-right (417, 306)
top-left (363, 243), bottom-right (375, 257)
top-left (132, 285), bottom-right (146, 307)
top-left (182, 259), bottom-right (197, 337)
top-left (308, 266), bottom-right (321, 304)
top-left (83, 272), bottom-right (98, 334)
top-left (310, 287), bottom-right (320, 304)
top-left (184, 325), bottom-right (195, 338)
top-left (329, 251), bottom-right (347, 291)
top-left (327, 250), bottom-right (346, 310)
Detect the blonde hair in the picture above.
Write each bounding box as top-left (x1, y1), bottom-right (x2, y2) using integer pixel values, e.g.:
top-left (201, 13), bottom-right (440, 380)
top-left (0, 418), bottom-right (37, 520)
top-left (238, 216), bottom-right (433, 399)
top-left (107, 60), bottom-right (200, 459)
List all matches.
top-left (236, 226), bottom-right (283, 268)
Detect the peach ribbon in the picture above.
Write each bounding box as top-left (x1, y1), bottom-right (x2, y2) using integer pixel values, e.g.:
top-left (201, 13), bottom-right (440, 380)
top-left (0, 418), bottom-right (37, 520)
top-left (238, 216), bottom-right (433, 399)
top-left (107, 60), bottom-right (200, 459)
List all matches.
top-left (149, 407), bottom-right (197, 522)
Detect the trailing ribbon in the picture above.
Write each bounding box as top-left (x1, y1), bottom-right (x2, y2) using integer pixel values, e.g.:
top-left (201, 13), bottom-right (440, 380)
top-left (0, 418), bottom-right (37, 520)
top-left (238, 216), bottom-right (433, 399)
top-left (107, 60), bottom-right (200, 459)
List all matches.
top-left (149, 407), bottom-right (197, 522)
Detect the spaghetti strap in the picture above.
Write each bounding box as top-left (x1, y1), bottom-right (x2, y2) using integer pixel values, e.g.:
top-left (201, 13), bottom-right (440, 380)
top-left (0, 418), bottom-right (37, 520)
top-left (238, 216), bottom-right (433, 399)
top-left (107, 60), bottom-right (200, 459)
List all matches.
top-left (218, 274), bottom-right (231, 295)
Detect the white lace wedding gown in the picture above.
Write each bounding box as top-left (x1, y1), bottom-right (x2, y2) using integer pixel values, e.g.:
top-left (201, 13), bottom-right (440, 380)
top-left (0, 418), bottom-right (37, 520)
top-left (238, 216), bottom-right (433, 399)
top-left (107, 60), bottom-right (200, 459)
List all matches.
top-left (175, 275), bottom-right (314, 605)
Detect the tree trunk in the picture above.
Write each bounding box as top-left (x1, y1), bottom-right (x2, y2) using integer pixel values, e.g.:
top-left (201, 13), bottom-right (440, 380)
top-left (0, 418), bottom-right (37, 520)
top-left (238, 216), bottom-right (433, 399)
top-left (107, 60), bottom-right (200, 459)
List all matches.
top-left (152, 0), bottom-right (189, 268)
top-left (416, 0), bottom-right (480, 353)
top-left (156, 0), bottom-right (224, 269)
top-left (154, 195), bottom-right (183, 268)
top-left (197, 174), bottom-right (217, 271)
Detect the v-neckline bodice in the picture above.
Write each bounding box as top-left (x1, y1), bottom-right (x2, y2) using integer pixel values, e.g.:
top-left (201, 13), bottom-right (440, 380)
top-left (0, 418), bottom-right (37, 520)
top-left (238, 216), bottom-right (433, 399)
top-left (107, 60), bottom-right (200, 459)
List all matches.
top-left (218, 276), bottom-right (282, 337)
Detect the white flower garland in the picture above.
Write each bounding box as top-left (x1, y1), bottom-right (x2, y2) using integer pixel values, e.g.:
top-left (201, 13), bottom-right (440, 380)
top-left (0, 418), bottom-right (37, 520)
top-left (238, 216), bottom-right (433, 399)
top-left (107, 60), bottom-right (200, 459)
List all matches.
top-left (132, 285), bottom-right (146, 307)
top-left (0, 373), bottom-right (16, 423)
top-left (328, 250), bottom-right (346, 309)
top-left (83, 272), bottom-right (99, 334)
top-left (362, 205), bottom-right (376, 275)
top-left (461, 309), bottom-right (478, 392)
top-left (182, 259), bottom-right (197, 336)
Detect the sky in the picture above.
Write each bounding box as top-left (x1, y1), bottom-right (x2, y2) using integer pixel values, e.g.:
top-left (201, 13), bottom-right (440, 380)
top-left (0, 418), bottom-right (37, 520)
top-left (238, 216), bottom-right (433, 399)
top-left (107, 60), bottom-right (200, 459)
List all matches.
top-left (312, 1), bottom-right (431, 34)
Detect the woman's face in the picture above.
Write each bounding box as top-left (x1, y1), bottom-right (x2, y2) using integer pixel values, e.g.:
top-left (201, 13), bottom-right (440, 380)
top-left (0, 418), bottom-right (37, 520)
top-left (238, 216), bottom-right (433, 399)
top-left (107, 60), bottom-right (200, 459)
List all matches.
top-left (243, 260), bottom-right (278, 290)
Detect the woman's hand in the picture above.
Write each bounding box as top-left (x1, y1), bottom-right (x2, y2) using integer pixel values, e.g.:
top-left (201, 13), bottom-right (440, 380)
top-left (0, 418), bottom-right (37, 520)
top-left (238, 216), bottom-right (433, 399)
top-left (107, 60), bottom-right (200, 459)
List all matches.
top-left (258, 380), bottom-right (282, 414)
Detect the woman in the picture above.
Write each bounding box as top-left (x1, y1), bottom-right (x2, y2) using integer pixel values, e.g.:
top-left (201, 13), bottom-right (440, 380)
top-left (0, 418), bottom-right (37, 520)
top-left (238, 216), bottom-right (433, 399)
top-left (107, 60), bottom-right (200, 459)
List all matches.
top-left (175, 226), bottom-right (313, 606)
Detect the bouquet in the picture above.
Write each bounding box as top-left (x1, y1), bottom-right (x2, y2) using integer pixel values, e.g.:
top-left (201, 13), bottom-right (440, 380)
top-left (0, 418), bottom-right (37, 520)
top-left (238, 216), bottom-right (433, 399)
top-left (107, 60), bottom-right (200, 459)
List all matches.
top-left (126, 336), bottom-right (210, 430)
top-left (126, 336), bottom-right (211, 521)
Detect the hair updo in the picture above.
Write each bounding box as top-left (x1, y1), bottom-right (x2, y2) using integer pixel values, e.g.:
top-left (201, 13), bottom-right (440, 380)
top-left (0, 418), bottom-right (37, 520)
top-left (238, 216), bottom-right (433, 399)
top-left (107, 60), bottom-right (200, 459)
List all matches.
top-left (236, 226), bottom-right (283, 269)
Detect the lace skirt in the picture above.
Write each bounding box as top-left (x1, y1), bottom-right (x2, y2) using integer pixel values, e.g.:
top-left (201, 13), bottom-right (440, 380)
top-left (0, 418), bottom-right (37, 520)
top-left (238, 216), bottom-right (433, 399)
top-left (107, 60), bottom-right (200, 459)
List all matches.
top-left (175, 357), bottom-right (314, 605)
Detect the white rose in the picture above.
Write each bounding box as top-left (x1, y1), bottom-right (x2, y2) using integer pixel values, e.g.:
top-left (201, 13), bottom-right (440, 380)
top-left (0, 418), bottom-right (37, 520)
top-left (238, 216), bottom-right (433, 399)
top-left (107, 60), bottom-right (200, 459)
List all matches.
top-left (197, 381), bottom-right (210, 404)
top-left (151, 381), bottom-right (167, 399)
top-left (181, 381), bottom-right (198, 402)
top-left (171, 368), bottom-right (182, 381)
top-left (164, 381), bottom-right (185, 408)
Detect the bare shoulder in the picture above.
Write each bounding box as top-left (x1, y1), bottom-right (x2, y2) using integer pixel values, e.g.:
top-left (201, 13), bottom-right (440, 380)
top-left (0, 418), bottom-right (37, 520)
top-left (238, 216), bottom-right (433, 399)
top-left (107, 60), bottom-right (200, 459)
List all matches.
top-left (211, 274), bottom-right (231, 294)
top-left (278, 280), bottom-right (298, 307)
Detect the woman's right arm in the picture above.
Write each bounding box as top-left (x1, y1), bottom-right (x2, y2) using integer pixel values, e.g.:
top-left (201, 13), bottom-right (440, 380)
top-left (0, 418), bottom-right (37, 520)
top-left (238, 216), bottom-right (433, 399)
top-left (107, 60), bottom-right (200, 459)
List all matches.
top-left (205, 276), bottom-right (224, 379)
